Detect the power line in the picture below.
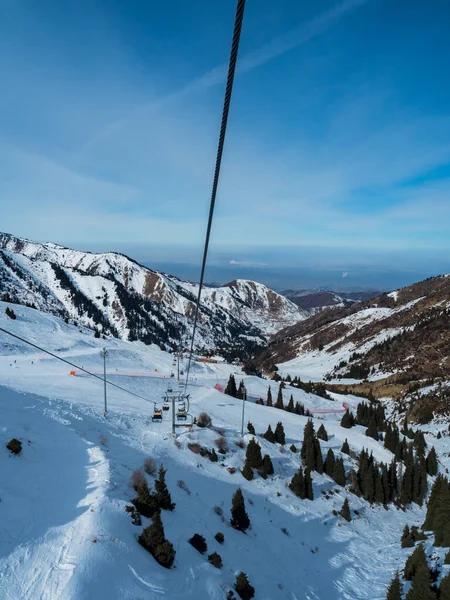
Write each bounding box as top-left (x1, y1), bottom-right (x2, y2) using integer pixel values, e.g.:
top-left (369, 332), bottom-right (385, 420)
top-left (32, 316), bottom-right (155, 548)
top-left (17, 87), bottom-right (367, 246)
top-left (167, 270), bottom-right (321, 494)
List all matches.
top-left (184, 0), bottom-right (247, 392)
top-left (0, 326), bottom-right (153, 406)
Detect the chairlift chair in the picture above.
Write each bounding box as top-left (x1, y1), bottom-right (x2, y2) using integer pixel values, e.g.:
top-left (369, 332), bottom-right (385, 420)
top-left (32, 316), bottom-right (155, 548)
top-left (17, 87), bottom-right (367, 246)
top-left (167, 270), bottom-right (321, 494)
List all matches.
top-left (162, 401), bottom-right (170, 411)
top-left (152, 407), bottom-right (163, 422)
top-left (176, 407), bottom-right (187, 421)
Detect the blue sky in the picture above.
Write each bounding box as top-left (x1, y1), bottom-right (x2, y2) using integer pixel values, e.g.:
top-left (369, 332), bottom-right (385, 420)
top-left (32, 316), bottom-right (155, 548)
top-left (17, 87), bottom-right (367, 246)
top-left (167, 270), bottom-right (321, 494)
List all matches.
top-left (1, 0), bottom-right (450, 290)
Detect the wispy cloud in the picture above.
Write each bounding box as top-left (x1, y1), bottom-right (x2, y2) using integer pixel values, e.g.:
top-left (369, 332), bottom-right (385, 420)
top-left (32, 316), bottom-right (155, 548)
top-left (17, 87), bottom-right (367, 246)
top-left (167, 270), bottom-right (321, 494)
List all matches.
top-left (84, 0), bottom-right (370, 149)
top-left (229, 259), bottom-right (269, 268)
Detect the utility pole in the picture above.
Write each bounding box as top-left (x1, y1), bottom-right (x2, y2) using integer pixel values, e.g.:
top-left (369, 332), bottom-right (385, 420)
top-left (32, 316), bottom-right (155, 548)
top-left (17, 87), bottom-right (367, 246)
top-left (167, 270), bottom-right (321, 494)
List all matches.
top-left (100, 348), bottom-right (108, 415)
top-left (172, 394), bottom-right (176, 436)
top-left (241, 386), bottom-right (246, 437)
top-left (177, 346), bottom-right (180, 384)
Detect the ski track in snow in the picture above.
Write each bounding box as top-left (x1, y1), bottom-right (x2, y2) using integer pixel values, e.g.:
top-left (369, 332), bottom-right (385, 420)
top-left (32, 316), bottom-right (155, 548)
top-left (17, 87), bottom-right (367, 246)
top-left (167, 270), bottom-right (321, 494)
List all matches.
top-left (0, 301), bottom-right (443, 600)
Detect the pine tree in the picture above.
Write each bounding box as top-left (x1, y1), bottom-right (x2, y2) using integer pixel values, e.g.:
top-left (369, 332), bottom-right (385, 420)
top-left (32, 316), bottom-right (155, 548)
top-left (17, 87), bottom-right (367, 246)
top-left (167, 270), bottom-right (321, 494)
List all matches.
top-left (242, 459), bottom-right (254, 481)
top-left (133, 480), bottom-right (158, 518)
top-left (364, 464), bottom-right (375, 503)
top-left (423, 475), bottom-right (450, 531)
top-left (245, 438), bottom-right (263, 469)
top-left (445, 550), bottom-right (450, 565)
top-left (289, 467), bottom-right (305, 498)
top-left (225, 375), bottom-right (238, 398)
top-left (247, 421), bottom-right (255, 435)
top-left (266, 387), bottom-right (273, 407)
top-left (341, 439), bottom-right (350, 454)
top-left (385, 571), bottom-right (403, 600)
top-left (401, 524), bottom-right (414, 548)
top-left (261, 454), bottom-right (274, 477)
top-left (237, 380), bottom-right (245, 399)
top-left (301, 419), bottom-right (314, 459)
top-left (324, 448), bottom-right (336, 477)
top-left (405, 563), bottom-right (435, 600)
top-left (340, 409), bottom-right (354, 429)
top-left (375, 471), bottom-right (384, 504)
top-left (440, 573), bottom-right (450, 600)
top-left (317, 424), bottom-right (328, 441)
top-left (401, 451), bottom-right (414, 505)
top-left (230, 488), bottom-right (250, 532)
top-left (340, 498), bottom-right (351, 521)
top-left (314, 437), bottom-right (323, 474)
top-left (413, 431), bottom-right (427, 459)
top-left (275, 384), bottom-right (284, 409)
top-left (139, 511), bottom-right (176, 568)
top-left (286, 395), bottom-right (295, 412)
top-left (305, 467), bottom-right (314, 500)
top-left (426, 447), bottom-right (438, 476)
top-left (263, 424), bottom-right (276, 443)
top-left (437, 431), bottom-right (442, 440)
top-left (366, 420), bottom-right (379, 441)
top-left (333, 458), bottom-right (346, 487)
top-left (155, 465), bottom-right (175, 510)
top-left (404, 543), bottom-right (427, 580)
top-left (235, 572), bottom-right (255, 600)
top-left (295, 401), bottom-right (305, 415)
top-left (275, 421), bottom-right (285, 445)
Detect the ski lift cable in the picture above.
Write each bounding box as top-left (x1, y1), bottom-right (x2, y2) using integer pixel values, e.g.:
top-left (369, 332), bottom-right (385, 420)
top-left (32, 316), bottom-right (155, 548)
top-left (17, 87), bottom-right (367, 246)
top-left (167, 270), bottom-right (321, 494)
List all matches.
top-left (0, 326), bottom-right (154, 406)
top-left (183, 0), bottom-right (247, 394)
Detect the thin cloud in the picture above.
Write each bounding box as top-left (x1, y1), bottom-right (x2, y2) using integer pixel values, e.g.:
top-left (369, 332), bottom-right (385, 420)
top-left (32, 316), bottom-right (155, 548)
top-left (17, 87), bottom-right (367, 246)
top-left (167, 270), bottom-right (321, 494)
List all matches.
top-left (84, 0), bottom-right (370, 149)
top-left (229, 259), bottom-right (269, 267)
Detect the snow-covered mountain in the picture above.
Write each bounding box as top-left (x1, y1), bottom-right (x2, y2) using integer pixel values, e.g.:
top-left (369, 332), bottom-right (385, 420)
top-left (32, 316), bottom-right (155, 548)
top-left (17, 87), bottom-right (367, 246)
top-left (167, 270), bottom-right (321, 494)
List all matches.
top-left (281, 289), bottom-right (382, 313)
top-left (257, 275), bottom-right (450, 422)
top-left (0, 232), bottom-right (307, 350)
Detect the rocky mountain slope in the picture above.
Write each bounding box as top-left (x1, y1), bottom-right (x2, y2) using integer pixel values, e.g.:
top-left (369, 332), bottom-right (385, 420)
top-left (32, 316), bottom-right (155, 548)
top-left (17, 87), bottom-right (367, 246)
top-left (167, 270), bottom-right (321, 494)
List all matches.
top-left (281, 289), bottom-right (381, 312)
top-left (257, 275), bottom-right (450, 421)
top-left (0, 232), bottom-right (307, 350)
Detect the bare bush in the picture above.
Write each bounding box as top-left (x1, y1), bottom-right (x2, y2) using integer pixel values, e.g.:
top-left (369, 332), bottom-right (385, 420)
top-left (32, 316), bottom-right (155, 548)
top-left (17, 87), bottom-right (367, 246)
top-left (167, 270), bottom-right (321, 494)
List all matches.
top-left (144, 457), bottom-right (157, 475)
top-left (99, 434), bottom-right (108, 447)
top-left (235, 439), bottom-right (245, 449)
top-left (215, 437), bottom-right (228, 454)
top-left (281, 527), bottom-right (289, 536)
top-left (130, 469), bottom-right (146, 491)
top-left (197, 412), bottom-right (212, 428)
top-left (177, 480), bottom-right (191, 495)
top-left (188, 442), bottom-right (202, 454)
top-left (215, 427), bottom-right (226, 436)
top-left (214, 505), bottom-right (224, 517)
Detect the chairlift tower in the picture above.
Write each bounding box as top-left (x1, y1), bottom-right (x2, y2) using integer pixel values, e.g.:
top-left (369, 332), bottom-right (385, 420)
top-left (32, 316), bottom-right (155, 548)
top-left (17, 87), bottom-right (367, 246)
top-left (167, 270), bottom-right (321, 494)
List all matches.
top-left (100, 348), bottom-right (108, 415)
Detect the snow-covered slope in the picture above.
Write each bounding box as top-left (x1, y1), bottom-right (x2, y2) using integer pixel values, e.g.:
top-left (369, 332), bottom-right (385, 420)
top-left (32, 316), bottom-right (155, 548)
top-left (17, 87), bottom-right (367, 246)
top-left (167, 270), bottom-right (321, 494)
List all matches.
top-left (0, 232), bottom-right (307, 349)
top-left (0, 302), bottom-right (443, 599)
top-left (258, 275), bottom-right (450, 381)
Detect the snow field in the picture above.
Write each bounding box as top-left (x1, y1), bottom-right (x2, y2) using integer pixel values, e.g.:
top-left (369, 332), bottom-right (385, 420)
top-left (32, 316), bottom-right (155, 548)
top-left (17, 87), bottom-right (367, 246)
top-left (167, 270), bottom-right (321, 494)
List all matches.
top-left (0, 302), bottom-right (434, 599)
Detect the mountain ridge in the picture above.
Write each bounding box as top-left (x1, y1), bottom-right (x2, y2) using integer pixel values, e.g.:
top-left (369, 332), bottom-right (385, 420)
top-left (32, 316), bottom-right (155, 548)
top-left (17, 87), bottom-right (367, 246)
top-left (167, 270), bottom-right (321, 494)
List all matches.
top-left (0, 232), bottom-right (307, 350)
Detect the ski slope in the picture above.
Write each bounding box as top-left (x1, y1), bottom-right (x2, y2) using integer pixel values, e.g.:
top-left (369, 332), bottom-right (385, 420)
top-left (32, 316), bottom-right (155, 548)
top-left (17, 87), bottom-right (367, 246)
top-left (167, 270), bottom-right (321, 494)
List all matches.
top-left (0, 302), bottom-right (430, 599)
